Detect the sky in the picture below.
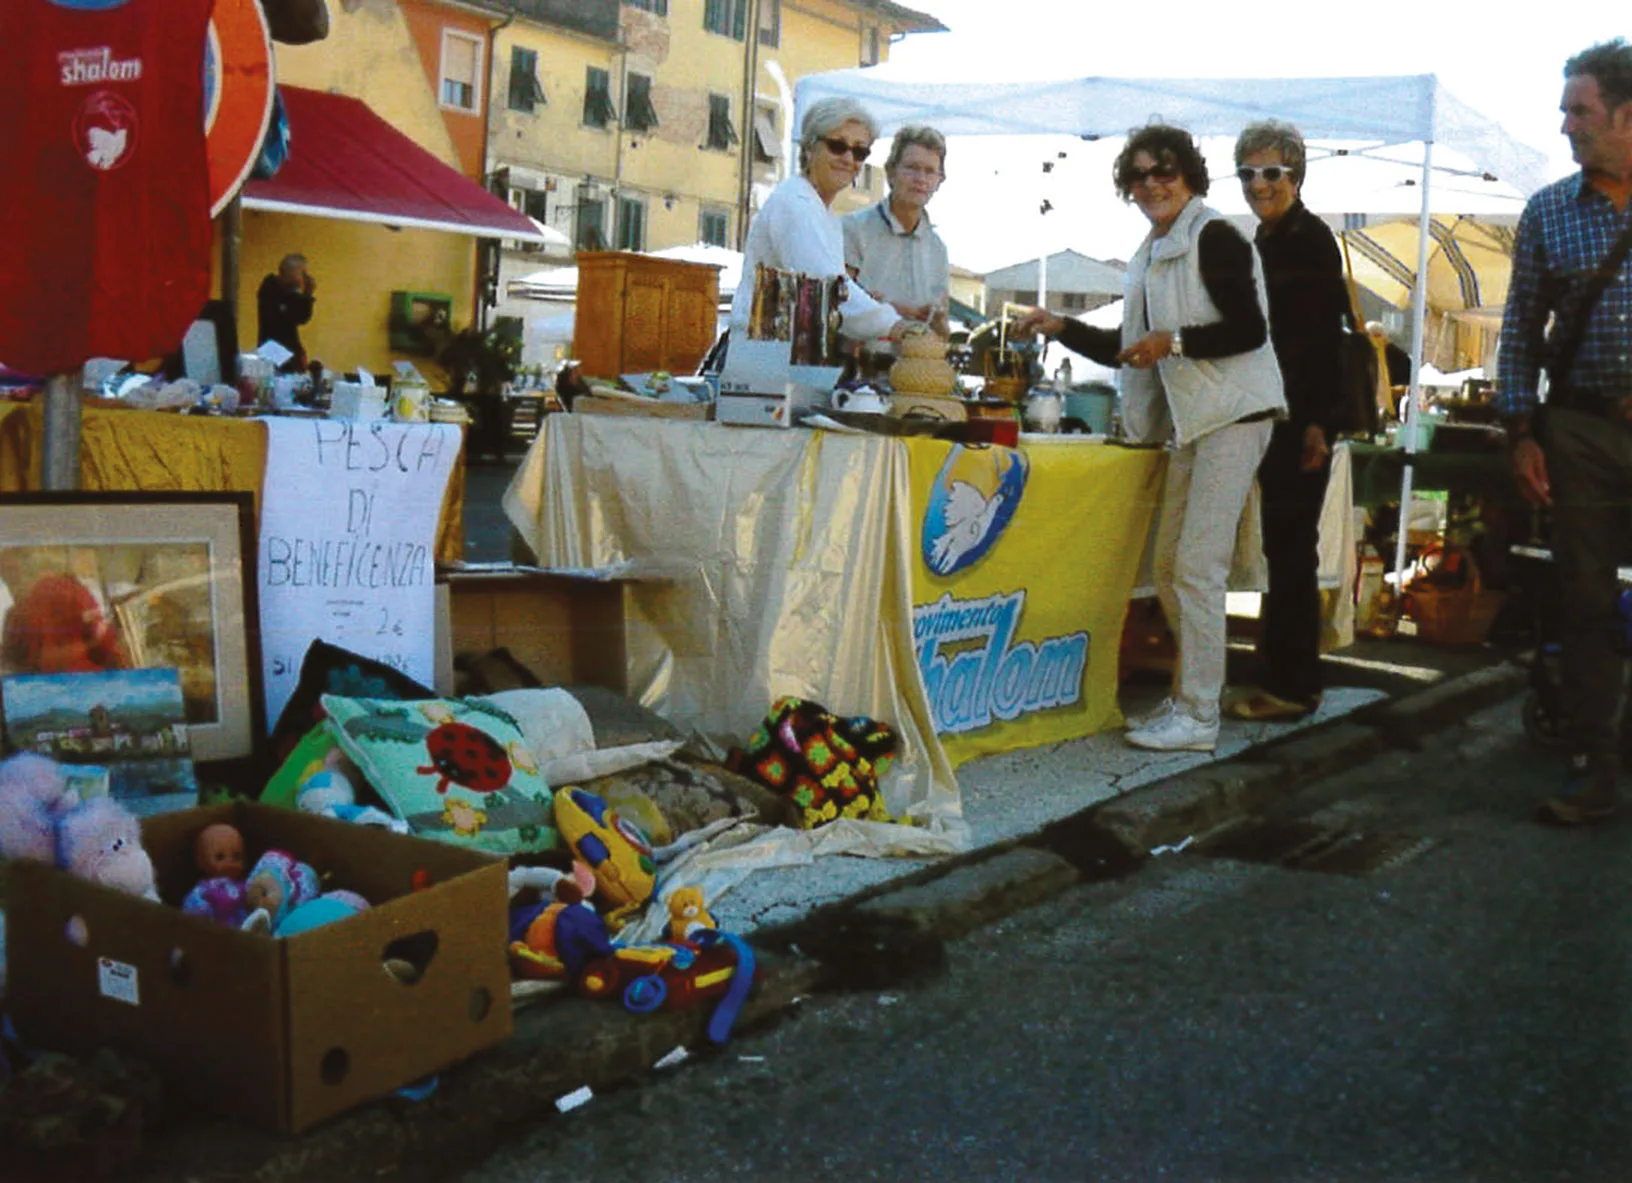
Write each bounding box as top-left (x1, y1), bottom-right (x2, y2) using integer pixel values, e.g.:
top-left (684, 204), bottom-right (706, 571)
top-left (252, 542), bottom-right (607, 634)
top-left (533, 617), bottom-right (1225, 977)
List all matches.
top-left (873, 0), bottom-right (1628, 273)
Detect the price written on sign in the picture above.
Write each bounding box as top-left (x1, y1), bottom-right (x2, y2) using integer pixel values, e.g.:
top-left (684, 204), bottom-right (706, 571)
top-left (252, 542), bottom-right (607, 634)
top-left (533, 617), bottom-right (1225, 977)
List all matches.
top-left (256, 418), bottom-right (459, 724)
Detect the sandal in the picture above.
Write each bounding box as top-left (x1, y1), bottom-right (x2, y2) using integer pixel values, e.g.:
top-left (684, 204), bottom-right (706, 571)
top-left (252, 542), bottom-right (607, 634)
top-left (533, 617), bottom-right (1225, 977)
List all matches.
top-left (1225, 689), bottom-right (1317, 722)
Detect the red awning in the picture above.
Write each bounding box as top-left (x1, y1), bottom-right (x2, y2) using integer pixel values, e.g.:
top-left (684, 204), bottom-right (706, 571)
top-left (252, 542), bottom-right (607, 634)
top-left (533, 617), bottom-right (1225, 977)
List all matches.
top-left (241, 86), bottom-right (558, 244)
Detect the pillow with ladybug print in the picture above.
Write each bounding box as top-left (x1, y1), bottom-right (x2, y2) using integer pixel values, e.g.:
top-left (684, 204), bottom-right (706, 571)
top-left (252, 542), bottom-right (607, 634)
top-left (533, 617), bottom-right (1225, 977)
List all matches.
top-left (320, 694), bottom-right (558, 856)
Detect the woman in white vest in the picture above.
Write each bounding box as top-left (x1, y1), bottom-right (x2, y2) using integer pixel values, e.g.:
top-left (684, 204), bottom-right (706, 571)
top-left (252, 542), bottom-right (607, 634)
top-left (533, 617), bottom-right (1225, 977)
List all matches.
top-left (1014, 123), bottom-right (1286, 752)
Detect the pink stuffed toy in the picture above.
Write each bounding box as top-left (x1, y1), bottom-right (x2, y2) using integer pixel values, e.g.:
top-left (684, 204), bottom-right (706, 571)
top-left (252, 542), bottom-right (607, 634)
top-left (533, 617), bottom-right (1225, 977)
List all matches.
top-left (0, 751), bottom-right (74, 864)
top-left (54, 796), bottom-right (158, 901)
top-left (0, 752), bottom-right (157, 900)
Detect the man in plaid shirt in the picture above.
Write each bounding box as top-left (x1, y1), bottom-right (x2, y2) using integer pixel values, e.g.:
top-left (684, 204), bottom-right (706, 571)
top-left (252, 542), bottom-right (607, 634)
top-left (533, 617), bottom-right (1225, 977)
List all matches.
top-left (1497, 38), bottom-right (1632, 825)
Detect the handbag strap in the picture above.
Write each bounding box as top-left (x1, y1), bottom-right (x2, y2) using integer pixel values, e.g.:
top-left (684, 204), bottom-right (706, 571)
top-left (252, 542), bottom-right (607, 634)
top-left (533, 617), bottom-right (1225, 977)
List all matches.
top-left (1547, 217), bottom-right (1632, 389)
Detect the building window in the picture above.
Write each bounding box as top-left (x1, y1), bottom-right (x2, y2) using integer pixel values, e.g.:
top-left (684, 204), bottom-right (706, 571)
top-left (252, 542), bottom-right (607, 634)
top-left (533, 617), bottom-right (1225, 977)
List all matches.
top-left (699, 208), bottom-right (730, 247)
top-left (616, 195), bottom-right (647, 252)
top-left (758, 0), bottom-right (780, 47)
top-left (507, 47), bottom-right (545, 113)
top-left (861, 25), bottom-right (880, 66)
top-left (583, 66), bottom-right (617, 129)
top-left (439, 30), bottom-right (483, 112)
top-left (752, 103), bottom-right (781, 164)
top-left (575, 194), bottom-right (606, 252)
top-left (623, 0), bottom-right (668, 13)
top-left (509, 187), bottom-right (549, 224)
top-left (705, 94), bottom-right (738, 152)
top-left (1061, 292), bottom-right (1087, 311)
top-left (703, 0), bottom-right (747, 39)
top-left (624, 72), bottom-right (659, 132)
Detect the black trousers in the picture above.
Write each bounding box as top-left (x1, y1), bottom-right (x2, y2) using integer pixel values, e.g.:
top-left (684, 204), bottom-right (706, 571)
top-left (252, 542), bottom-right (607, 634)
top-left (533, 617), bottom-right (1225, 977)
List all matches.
top-left (1256, 421), bottom-right (1330, 705)
top-left (1544, 407), bottom-right (1632, 766)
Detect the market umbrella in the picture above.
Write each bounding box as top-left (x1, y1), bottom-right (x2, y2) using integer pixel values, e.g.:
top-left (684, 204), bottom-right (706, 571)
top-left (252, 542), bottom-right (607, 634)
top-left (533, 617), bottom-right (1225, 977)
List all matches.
top-left (1340, 214), bottom-right (1517, 313)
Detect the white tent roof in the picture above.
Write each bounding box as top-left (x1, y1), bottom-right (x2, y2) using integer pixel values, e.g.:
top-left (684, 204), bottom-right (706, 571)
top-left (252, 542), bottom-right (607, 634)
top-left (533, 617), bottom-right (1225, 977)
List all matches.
top-left (795, 67), bottom-right (1550, 196)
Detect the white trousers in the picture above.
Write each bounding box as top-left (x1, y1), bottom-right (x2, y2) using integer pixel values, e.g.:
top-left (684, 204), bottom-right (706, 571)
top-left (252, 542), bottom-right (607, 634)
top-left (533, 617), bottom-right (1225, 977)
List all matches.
top-left (1151, 417), bottom-right (1273, 721)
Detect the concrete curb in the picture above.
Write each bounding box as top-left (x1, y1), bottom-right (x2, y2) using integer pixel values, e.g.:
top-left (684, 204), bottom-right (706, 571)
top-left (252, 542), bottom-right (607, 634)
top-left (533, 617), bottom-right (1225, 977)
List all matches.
top-left (128, 659), bottom-right (1529, 1181)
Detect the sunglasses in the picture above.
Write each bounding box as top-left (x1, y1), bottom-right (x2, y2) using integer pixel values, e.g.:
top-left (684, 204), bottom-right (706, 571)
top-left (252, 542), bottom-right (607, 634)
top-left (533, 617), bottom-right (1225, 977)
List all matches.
top-left (1236, 165), bottom-right (1295, 184)
top-left (1126, 165), bottom-right (1179, 187)
top-left (821, 137), bottom-right (872, 162)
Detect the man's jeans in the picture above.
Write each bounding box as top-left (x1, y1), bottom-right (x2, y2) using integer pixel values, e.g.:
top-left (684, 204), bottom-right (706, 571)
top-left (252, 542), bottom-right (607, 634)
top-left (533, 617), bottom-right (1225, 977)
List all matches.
top-left (1544, 406), bottom-right (1632, 767)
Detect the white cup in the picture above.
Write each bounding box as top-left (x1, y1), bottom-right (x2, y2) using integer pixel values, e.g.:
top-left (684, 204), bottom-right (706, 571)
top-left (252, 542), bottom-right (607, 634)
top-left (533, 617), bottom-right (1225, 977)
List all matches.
top-left (833, 387), bottom-right (891, 415)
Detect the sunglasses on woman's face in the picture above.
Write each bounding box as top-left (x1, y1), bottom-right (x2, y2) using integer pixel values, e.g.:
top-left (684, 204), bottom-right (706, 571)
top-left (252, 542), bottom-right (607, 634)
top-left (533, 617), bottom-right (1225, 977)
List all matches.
top-left (1126, 165), bottom-right (1179, 187)
top-left (821, 137), bottom-right (872, 162)
top-left (1237, 165), bottom-right (1294, 184)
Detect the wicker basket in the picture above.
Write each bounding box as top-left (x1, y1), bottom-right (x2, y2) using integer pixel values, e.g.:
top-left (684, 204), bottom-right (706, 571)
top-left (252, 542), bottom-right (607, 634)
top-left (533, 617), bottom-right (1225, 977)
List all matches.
top-left (1404, 546), bottom-right (1506, 646)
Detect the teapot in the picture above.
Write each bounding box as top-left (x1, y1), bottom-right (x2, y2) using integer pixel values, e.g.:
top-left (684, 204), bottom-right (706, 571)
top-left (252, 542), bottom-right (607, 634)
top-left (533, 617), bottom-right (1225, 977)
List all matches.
top-left (832, 384), bottom-right (891, 416)
top-left (1022, 387), bottom-right (1063, 433)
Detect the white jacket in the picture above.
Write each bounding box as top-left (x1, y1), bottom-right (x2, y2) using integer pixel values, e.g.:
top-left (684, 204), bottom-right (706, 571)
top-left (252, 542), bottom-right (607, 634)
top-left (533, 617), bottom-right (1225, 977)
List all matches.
top-left (729, 176), bottom-right (898, 341)
top-left (1119, 198), bottom-right (1286, 447)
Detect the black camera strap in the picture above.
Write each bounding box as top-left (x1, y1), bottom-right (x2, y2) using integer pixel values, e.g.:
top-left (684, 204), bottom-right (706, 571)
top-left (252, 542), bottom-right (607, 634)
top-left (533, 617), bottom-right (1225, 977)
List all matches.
top-left (1545, 217), bottom-right (1632, 397)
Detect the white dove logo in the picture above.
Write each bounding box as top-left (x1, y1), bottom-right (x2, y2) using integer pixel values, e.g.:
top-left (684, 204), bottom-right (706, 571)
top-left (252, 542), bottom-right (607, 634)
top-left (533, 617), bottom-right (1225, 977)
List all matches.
top-left (85, 125), bottom-right (128, 169)
top-left (73, 90), bottom-right (138, 172)
top-left (929, 481), bottom-right (1006, 575)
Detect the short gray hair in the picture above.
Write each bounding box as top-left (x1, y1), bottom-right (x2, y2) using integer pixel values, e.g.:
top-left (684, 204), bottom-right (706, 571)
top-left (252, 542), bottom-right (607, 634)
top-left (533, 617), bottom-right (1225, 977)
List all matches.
top-left (278, 253), bottom-right (307, 273)
top-left (885, 125), bottom-right (946, 177)
top-left (1234, 119), bottom-right (1307, 185)
top-left (798, 97), bottom-right (878, 173)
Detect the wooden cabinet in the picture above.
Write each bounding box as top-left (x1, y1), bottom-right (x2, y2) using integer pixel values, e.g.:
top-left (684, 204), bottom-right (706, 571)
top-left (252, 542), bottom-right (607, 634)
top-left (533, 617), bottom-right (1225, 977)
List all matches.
top-left (572, 252), bottom-right (721, 381)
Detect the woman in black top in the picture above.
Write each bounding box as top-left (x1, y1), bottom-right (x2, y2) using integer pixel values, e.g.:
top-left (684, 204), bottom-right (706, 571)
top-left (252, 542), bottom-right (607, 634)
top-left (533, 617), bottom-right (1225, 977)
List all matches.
top-left (1227, 120), bottom-right (1349, 720)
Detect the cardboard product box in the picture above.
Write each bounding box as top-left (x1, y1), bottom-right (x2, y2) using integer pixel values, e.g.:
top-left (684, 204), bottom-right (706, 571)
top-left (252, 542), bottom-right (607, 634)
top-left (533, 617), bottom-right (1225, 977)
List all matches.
top-left (3, 801), bottom-right (512, 1134)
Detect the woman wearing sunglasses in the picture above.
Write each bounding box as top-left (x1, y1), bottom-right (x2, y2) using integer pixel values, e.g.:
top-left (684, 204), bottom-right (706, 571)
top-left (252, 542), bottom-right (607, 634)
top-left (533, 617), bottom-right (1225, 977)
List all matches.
top-left (1014, 123), bottom-right (1285, 752)
top-left (1224, 120), bottom-right (1349, 723)
top-left (728, 97), bottom-right (909, 344)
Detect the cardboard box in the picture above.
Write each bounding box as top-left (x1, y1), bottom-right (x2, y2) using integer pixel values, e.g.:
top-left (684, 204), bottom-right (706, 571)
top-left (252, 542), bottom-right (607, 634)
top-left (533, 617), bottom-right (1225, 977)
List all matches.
top-left (572, 394), bottom-right (710, 420)
top-left (443, 567), bottom-right (640, 695)
top-left (3, 802), bottom-right (512, 1133)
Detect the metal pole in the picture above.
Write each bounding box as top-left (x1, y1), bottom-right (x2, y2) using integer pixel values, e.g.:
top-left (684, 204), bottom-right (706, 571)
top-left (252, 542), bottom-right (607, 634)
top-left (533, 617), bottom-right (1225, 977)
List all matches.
top-left (221, 193), bottom-right (242, 333)
top-left (1390, 139), bottom-right (1436, 585)
top-left (41, 373), bottom-right (81, 491)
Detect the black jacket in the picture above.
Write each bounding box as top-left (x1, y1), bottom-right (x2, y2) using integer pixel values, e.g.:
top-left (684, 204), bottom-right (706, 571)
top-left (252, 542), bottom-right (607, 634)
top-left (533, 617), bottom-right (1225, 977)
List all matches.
top-left (1253, 199), bottom-right (1347, 432)
top-left (256, 274), bottom-right (314, 361)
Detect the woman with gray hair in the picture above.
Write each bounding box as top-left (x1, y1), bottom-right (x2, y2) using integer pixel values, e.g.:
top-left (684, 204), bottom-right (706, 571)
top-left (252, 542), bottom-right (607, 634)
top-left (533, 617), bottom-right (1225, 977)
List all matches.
top-left (1225, 119), bottom-right (1349, 722)
top-left (728, 96), bottom-right (907, 342)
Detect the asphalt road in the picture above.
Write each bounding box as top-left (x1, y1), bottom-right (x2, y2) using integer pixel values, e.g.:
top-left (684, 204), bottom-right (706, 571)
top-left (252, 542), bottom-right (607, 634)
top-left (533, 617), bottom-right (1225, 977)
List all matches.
top-left (455, 694), bottom-right (1632, 1183)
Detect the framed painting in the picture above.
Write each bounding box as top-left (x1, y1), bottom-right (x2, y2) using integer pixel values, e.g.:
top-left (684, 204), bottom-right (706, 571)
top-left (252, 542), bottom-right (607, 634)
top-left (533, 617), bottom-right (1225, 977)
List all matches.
top-left (0, 491), bottom-right (263, 764)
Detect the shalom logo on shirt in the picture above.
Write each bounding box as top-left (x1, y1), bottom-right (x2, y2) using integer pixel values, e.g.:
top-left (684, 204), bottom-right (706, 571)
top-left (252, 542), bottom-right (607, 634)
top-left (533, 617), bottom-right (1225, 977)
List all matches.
top-left (58, 46), bottom-right (143, 86)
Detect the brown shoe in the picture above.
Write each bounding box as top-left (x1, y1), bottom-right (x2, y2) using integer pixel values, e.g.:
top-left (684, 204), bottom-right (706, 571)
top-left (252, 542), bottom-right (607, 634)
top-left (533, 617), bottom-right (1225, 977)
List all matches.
top-left (1536, 759), bottom-right (1618, 826)
top-left (1225, 689), bottom-right (1318, 722)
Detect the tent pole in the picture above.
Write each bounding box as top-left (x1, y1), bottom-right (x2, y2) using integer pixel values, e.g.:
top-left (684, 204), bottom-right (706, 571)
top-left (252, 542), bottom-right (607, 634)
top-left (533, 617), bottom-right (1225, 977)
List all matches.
top-left (41, 373), bottom-right (81, 491)
top-left (1391, 140), bottom-right (1436, 585)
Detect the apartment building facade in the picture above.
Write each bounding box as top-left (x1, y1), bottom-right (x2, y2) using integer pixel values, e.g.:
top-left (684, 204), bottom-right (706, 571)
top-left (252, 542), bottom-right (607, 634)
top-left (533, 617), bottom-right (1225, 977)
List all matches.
top-left (487, 0), bottom-right (942, 304)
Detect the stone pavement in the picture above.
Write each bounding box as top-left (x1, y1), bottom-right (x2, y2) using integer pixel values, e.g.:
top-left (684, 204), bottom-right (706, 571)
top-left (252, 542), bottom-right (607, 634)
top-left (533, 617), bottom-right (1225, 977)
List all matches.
top-left (118, 626), bottom-right (1530, 1183)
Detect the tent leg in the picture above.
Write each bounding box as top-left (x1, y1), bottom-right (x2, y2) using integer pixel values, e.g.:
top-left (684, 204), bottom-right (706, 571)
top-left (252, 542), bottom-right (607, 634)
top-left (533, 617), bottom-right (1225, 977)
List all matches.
top-left (42, 373), bottom-right (81, 491)
top-left (1393, 139), bottom-right (1437, 583)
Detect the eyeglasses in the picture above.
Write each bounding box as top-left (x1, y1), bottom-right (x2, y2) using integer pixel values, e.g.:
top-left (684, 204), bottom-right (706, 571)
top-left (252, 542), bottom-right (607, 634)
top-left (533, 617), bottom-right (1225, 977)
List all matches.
top-left (896, 164), bottom-right (943, 180)
top-left (1125, 165), bottom-right (1179, 187)
top-left (1236, 165), bottom-right (1295, 184)
top-left (821, 137), bottom-right (872, 162)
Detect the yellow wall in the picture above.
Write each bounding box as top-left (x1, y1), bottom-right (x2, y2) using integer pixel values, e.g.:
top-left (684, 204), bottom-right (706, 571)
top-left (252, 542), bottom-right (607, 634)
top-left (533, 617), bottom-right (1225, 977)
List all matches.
top-left (222, 210), bottom-right (476, 378)
top-left (272, 0), bottom-right (461, 169)
top-left (494, 24), bottom-right (620, 181)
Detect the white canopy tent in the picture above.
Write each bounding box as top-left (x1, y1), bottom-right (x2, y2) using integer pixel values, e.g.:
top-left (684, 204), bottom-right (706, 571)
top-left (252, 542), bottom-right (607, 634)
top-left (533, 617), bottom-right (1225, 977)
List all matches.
top-left (795, 67), bottom-right (1551, 579)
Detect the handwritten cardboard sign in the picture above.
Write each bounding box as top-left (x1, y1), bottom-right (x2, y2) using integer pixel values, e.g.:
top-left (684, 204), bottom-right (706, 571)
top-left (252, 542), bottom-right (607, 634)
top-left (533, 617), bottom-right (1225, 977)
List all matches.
top-left (256, 418), bottom-right (459, 725)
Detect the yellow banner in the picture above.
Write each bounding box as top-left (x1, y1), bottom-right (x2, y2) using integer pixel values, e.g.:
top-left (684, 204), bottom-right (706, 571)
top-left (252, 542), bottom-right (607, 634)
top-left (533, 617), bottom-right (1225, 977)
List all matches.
top-left (905, 437), bottom-right (1165, 766)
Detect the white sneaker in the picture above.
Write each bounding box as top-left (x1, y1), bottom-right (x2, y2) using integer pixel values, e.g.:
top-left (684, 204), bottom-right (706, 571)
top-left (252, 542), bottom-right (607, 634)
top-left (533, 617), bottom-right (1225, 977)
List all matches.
top-left (1125, 709), bottom-right (1219, 752)
top-left (1124, 696), bottom-right (1179, 731)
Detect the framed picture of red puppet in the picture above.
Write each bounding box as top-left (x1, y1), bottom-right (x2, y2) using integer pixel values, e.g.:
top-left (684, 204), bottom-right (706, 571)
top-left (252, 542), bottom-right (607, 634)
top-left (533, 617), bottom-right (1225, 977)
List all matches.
top-left (0, 492), bottom-right (263, 764)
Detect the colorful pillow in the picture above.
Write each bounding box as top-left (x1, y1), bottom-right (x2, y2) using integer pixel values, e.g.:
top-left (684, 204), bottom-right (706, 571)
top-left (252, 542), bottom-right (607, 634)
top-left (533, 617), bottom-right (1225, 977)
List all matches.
top-left (321, 694), bottom-right (557, 856)
top-left (266, 641), bottom-right (437, 771)
top-left (727, 697), bottom-right (898, 830)
top-left (260, 723), bottom-right (342, 811)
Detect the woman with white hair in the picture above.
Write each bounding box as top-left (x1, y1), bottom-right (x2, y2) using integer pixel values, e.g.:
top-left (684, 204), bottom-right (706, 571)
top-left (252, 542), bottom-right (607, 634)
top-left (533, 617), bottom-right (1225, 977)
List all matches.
top-left (728, 97), bottom-right (907, 341)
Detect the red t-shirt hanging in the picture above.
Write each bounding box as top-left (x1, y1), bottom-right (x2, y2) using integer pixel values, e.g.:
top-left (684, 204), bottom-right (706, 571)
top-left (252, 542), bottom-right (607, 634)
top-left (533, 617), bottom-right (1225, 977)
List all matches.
top-left (0, 0), bottom-right (215, 375)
